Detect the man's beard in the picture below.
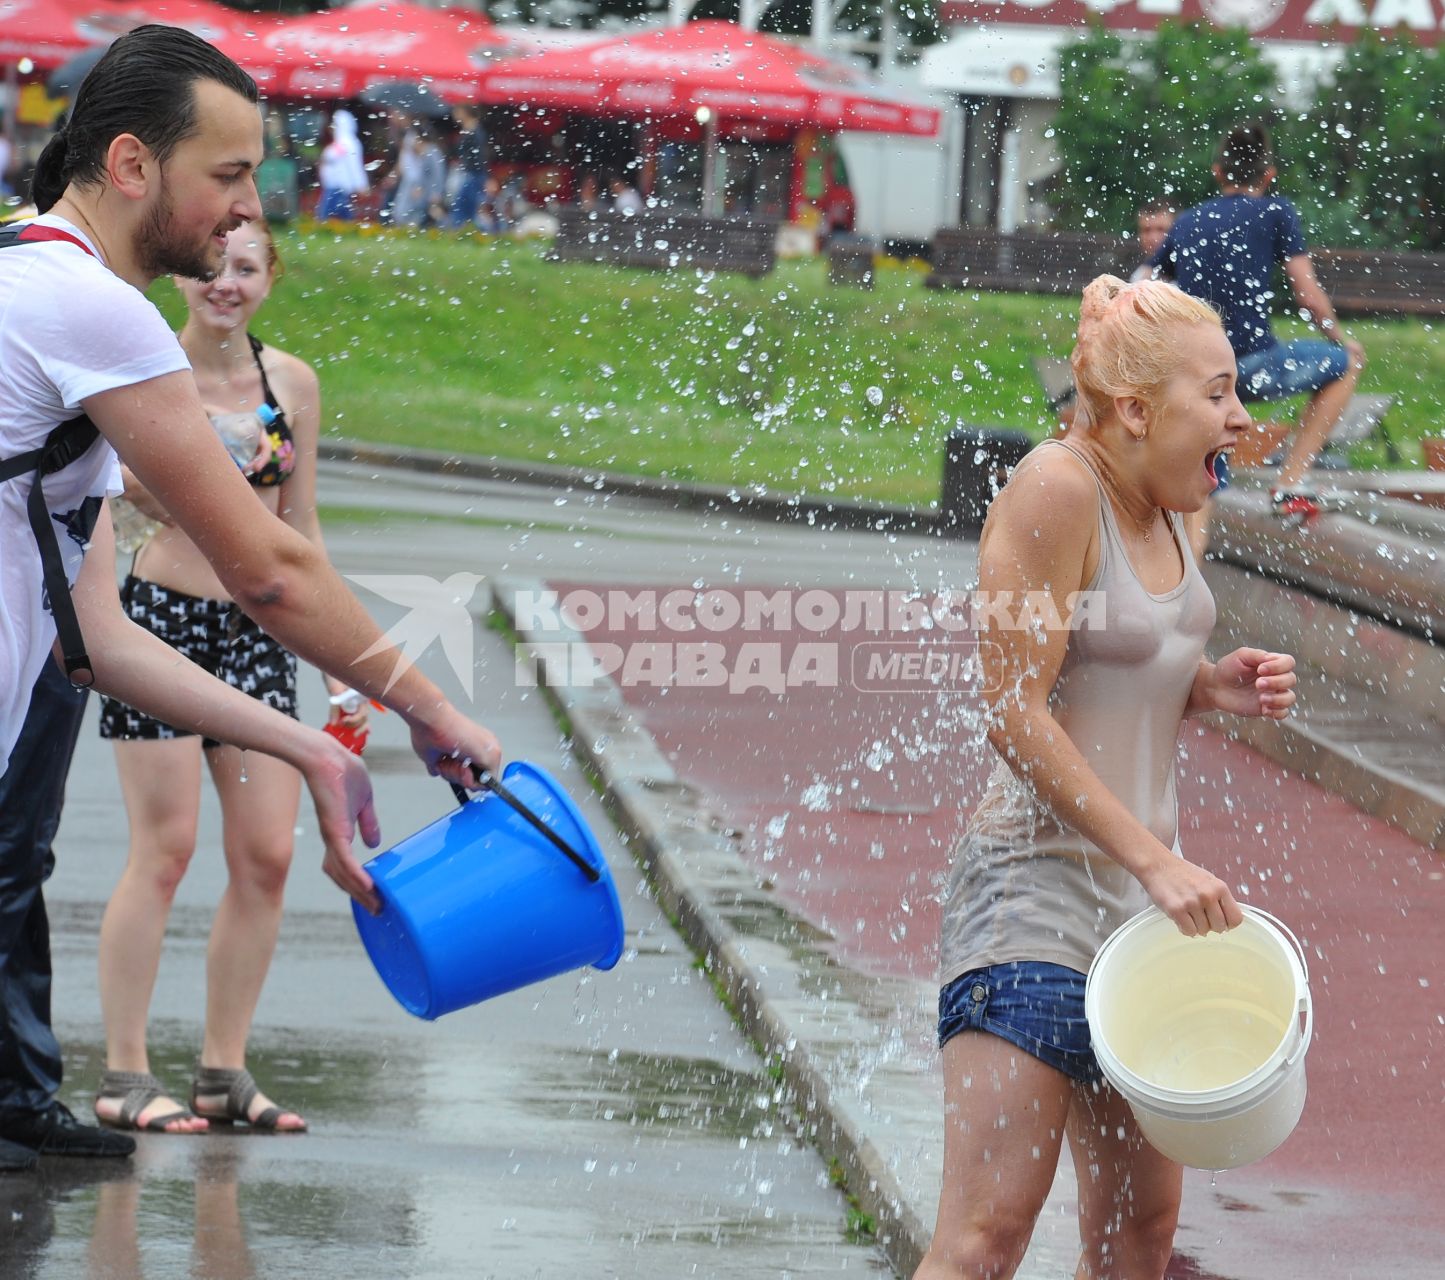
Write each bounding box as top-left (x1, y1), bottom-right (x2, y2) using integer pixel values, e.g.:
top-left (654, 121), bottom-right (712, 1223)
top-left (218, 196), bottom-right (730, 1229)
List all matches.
top-left (135, 182), bottom-right (218, 283)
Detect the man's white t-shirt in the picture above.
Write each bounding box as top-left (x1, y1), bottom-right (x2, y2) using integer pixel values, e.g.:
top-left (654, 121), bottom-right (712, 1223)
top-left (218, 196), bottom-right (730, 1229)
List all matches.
top-left (0, 214), bottom-right (191, 773)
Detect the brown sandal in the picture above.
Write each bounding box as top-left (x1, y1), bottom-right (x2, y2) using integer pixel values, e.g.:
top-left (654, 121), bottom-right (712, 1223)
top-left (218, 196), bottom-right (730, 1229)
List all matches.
top-left (190, 1066), bottom-right (307, 1133)
top-left (95, 1070), bottom-right (203, 1133)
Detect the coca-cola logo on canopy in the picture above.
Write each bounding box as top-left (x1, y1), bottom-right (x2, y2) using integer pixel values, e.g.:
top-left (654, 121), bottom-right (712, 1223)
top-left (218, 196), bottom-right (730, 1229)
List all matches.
top-left (265, 28), bottom-right (422, 57)
top-left (588, 46), bottom-right (743, 74)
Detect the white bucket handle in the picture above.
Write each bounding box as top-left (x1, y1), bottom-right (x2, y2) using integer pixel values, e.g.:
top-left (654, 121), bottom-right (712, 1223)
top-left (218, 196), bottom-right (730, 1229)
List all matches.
top-left (1244, 905), bottom-right (1314, 1068)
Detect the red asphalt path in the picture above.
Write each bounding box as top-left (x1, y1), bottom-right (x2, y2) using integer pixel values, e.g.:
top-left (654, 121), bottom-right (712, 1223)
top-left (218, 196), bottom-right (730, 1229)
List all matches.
top-left (553, 581), bottom-right (1445, 1280)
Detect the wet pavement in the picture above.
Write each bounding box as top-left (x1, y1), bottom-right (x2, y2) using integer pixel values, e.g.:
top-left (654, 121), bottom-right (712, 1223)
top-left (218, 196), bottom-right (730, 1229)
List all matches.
top-left (8, 463), bottom-right (943, 1278)
top-left (12, 457), bottom-right (1444, 1278)
top-left (510, 553), bottom-right (1445, 1278)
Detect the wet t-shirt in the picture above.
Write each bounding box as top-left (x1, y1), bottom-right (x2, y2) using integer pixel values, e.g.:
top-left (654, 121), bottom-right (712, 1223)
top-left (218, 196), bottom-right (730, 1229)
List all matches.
top-left (0, 215), bottom-right (190, 771)
top-left (1151, 193), bottom-right (1308, 357)
top-left (939, 441), bottom-right (1216, 983)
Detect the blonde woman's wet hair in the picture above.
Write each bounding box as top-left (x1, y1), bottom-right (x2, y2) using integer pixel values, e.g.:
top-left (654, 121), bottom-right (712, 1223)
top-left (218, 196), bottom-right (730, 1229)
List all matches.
top-left (1069, 275), bottom-right (1223, 430)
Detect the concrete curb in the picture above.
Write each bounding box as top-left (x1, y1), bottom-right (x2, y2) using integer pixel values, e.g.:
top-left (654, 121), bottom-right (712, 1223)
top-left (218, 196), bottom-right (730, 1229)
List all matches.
top-left (491, 579), bottom-right (947, 1278)
top-left (1205, 559), bottom-right (1445, 849)
top-left (319, 437), bottom-right (935, 536)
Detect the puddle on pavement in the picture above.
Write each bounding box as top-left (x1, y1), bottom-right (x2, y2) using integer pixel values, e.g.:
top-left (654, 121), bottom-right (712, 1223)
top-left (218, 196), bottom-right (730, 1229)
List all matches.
top-left (719, 897), bottom-right (836, 963)
top-left (520, 1048), bottom-right (785, 1144)
top-left (0, 1147), bottom-right (421, 1280)
top-left (0, 1036), bottom-right (430, 1279)
top-left (16, 1005), bottom-right (886, 1276)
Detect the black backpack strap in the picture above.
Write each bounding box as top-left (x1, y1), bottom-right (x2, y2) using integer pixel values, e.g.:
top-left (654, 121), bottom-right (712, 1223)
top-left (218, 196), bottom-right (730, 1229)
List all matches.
top-left (4, 417), bottom-right (103, 687)
top-left (0, 413), bottom-right (98, 481)
top-left (2, 222), bottom-right (105, 686)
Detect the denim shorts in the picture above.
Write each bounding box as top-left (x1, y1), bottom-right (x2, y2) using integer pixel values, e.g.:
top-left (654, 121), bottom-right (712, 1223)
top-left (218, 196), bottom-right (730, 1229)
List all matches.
top-left (1236, 338), bottom-right (1348, 403)
top-left (938, 961), bottom-right (1102, 1085)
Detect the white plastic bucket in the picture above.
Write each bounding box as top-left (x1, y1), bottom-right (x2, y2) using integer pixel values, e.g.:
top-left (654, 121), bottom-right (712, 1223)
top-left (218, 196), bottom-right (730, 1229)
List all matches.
top-left (1085, 906), bottom-right (1313, 1170)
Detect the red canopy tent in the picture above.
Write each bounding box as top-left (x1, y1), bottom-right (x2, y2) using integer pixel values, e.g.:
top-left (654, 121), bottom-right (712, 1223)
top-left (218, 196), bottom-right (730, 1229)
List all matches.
top-left (474, 21), bottom-right (941, 139)
top-left (214, 0), bottom-right (507, 103)
top-left (0, 0), bottom-right (259, 69)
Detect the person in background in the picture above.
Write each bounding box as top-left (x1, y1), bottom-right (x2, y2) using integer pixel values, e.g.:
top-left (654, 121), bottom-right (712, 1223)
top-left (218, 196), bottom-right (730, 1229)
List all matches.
top-left (375, 112), bottom-right (412, 224)
top-left (93, 221), bottom-right (362, 1135)
top-left (448, 104), bottom-right (488, 229)
top-left (1151, 122), bottom-right (1365, 522)
top-left (393, 124), bottom-right (446, 228)
top-left (316, 108), bottom-right (368, 221)
top-left (1130, 199), bottom-right (1175, 281)
top-left (609, 174), bottom-right (643, 215)
top-left (0, 125), bottom-right (13, 200)
top-left (914, 276), bottom-right (1296, 1280)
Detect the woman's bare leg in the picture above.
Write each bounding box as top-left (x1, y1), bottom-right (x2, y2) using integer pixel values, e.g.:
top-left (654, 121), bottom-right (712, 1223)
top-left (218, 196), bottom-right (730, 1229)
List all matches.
top-left (1067, 1082), bottom-right (1183, 1280)
top-left (96, 737), bottom-right (209, 1132)
top-left (197, 743), bottom-right (304, 1130)
top-left (913, 1032), bottom-right (1076, 1279)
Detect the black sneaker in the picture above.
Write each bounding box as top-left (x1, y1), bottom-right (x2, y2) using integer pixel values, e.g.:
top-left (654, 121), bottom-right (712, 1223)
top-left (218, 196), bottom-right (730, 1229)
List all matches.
top-left (0, 1135), bottom-right (39, 1174)
top-left (0, 1103), bottom-right (135, 1159)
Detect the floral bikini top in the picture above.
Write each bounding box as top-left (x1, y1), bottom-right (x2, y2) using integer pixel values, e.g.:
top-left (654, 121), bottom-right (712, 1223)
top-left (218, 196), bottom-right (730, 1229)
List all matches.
top-left (244, 333), bottom-right (296, 488)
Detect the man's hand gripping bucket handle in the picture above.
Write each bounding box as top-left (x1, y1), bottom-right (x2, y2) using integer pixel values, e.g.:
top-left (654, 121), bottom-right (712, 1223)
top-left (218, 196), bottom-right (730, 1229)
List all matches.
top-left (449, 770), bottom-right (602, 884)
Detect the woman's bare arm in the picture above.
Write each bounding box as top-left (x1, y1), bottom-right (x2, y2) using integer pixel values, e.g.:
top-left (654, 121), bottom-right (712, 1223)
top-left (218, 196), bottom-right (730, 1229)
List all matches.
top-left (71, 503), bottom-right (384, 908)
top-left (82, 370), bottom-right (499, 783)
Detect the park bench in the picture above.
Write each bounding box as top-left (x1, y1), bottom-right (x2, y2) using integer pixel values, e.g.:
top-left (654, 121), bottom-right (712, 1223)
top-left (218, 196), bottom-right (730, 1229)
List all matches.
top-left (1030, 357), bottom-right (1397, 463)
top-left (928, 228), bottom-right (1445, 319)
top-left (827, 238), bottom-right (876, 289)
top-left (549, 207), bottom-right (777, 277)
top-left (1313, 248), bottom-right (1445, 318)
top-left (925, 227), bottom-right (1136, 296)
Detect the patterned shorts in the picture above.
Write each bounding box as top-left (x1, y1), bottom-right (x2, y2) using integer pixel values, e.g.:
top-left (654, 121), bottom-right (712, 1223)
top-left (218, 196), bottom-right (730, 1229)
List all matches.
top-left (98, 576), bottom-right (298, 749)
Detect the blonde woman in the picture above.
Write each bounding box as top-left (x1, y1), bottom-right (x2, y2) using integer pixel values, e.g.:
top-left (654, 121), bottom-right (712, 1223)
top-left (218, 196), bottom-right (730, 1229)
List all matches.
top-left (916, 277), bottom-right (1298, 1278)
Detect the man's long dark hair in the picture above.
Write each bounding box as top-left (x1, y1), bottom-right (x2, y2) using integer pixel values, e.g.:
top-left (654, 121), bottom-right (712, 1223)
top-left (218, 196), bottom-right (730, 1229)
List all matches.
top-left (30, 25), bottom-right (257, 213)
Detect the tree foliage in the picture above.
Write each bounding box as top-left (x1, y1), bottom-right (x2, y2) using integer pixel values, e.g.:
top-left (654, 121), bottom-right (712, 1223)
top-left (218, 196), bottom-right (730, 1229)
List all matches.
top-left (1052, 21), bottom-right (1276, 235)
top-left (1280, 30), bottom-right (1445, 250)
top-left (1052, 20), bottom-right (1445, 250)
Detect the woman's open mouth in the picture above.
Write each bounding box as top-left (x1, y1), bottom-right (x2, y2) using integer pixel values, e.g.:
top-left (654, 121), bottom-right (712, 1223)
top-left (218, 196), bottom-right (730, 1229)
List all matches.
top-left (1204, 448), bottom-right (1231, 489)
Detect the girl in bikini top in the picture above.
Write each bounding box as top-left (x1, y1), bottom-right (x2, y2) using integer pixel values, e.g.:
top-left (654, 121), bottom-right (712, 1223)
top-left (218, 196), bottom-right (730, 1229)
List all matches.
top-left (243, 332), bottom-right (295, 489)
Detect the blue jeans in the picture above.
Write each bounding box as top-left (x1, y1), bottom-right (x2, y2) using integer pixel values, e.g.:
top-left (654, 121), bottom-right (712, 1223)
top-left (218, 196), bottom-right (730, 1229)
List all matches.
top-left (450, 171), bottom-right (484, 228)
top-left (318, 188), bottom-right (354, 221)
top-left (938, 961), bottom-right (1102, 1085)
top-left (1236, 339), bottom-right (1348, 403)
top-left (0, 662), bottom-right (89, 1113)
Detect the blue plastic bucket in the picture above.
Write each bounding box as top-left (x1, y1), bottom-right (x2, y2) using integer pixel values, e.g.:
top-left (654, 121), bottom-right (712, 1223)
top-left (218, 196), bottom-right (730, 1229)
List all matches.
top-left (352, 760), bottom-right (626, 1020)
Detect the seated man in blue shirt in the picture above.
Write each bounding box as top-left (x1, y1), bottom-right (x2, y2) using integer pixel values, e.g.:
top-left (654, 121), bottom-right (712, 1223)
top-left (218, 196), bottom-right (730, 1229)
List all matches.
top-left (1152, 122), bottom-right (1364, 522)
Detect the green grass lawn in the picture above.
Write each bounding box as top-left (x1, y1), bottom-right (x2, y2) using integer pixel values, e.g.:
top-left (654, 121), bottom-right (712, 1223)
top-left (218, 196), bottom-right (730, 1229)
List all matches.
top-left (151, 227), bottom-right (1445, 509)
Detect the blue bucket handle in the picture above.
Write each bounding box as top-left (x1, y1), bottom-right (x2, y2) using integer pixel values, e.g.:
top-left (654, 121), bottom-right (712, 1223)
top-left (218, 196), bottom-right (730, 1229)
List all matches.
top-left (448, 770), bottom-right (602, 884)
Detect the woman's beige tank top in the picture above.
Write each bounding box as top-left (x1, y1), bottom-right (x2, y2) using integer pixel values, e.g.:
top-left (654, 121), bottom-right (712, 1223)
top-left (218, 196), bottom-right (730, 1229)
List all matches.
top-left (939, 438), bottom-right (1217, 983)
